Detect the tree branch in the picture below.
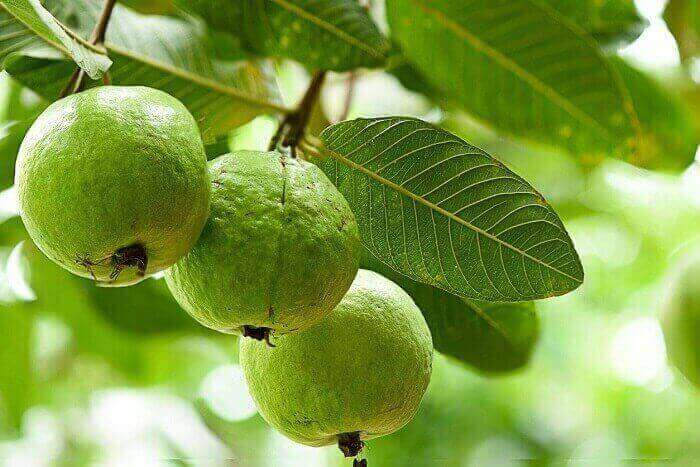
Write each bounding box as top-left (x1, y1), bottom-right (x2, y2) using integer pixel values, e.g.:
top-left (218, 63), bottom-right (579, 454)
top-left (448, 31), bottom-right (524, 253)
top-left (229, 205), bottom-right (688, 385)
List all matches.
top-left (59, 0), bottom-right (117, 97)
top-left (269, 71), bottom-right (327, 156)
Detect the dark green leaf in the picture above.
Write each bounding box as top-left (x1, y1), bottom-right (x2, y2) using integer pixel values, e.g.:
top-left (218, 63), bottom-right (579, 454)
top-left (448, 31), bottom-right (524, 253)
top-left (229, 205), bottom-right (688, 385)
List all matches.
top-left (179, 0), bottom-right (390, 71)
top-left (362, 250), bottom-right (539, 374)
top-left (0, 0), bottom-right (111, 78)
top-left (2, 0), bottom-right (286, 142)
top-left (386, 0), bottom-right (640, 159)
top-left (612, 58), bottom-right (700, 171)
top-left (85, 278), bottom-right (203, 336)
top-left (542, 0), bottom-right (645, 47)
top-left (314, 117), bottom-right (584, 302)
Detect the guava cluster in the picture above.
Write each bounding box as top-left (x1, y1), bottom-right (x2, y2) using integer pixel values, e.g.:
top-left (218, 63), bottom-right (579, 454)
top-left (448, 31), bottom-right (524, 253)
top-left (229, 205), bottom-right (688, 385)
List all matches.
top-left (16, 86), bottom-right (433, 459)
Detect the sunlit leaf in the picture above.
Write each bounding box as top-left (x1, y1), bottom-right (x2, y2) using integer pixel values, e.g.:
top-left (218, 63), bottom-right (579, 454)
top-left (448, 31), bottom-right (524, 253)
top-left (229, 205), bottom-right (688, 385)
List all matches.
top-left (362, 251), bottom-right (539, 374)
top-left (180, 0), bottom-right (390, 71)
top-left (0, 0), bottom-right (111, 78)
top-left (2, 0), bottom-right (286, 142)
top-left (313, 117), bottom-right (584, 302)
top-left (386, 0), bottom-right (640, 159)
top-left (612, 58), bottom-right (699, 171)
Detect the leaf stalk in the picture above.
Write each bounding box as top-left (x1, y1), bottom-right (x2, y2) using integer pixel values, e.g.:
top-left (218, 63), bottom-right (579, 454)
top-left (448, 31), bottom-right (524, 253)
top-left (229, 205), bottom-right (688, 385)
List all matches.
top-left (269, 71), bottom-right (327, 156)
top-left (59, 0), bottom-right (117, 97)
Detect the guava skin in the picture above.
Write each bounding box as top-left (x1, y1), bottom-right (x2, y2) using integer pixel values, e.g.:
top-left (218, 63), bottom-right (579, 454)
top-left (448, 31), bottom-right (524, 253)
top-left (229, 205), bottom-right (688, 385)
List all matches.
top-left (239, 270), bottom-right (433, 448)
top-left (165, 150), bottom-right (361, 336)
top-left (15, 86), bottom-right (210, 286)
top-left (662, 256), bottom-right (700, 387)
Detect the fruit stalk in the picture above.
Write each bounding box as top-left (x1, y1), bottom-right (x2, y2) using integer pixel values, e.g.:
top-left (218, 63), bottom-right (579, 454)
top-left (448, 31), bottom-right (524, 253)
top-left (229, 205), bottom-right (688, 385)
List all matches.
top-left (269, 71), bottom-right (327, 155)
top-left (59, 0), bottom-right (117, 97)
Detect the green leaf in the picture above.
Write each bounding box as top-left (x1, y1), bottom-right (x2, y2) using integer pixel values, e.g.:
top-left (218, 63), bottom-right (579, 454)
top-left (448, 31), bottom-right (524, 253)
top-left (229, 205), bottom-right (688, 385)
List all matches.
top-left (85, 277), bottom-right (203, 336)
top-left (2, 0), bottom-right (286, 142)
top-left (0, 76), bottom-right (46, 191)
top-left (0, 0), bottom-right (111, 79)
top-left (386, 0), bottom-right (640, 159)
top-left (612, 58), bottom-right (700, 172)
top-left (313, 117), bottom-right (584, 302)
top-left (361, 250), bottom-right (539, 374)
top-left (665, 0), bottom-right (700, 61)
top-left (542, 0), bottom-right (645, 47)
top-left (179, 0), bottom-right (390, 71)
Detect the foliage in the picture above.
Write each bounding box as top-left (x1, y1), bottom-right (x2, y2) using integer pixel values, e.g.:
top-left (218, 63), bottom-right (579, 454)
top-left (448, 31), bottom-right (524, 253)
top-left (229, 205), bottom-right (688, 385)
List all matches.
top-left (1, 0), bottom-right (699, 464)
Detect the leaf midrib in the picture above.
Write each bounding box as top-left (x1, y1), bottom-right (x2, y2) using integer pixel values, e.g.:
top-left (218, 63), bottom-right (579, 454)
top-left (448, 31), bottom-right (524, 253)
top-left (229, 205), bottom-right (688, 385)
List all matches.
top-left (405, 0), bottom-right (616, 142)
top-left (268, 0), bottom-right (388, 60)
top-left (465, 300), bottom-right (517, 350)
top-left (105, 42), bottom-right (291, 114)
top-left (320, 144), bottom-right (583, 284)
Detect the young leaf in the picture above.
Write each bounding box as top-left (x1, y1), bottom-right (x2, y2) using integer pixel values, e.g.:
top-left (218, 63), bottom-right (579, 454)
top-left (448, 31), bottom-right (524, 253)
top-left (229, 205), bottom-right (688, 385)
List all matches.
top-left (1, 0), bottom-right (286, 142)
top-left (179, 0), bottom-right (390, 71)
top-left (313, 117), bottom-right (584, 302)
top-left (362, 251), bottom-right (539, 374)
top-left (612, 58), bottom-right (700, 171)
top-left (386, 0), bottom-right (640, 160)
top-left (0, 0), bottom-right (111, 78)
top-left (541, 0), bottom-right (645, 47)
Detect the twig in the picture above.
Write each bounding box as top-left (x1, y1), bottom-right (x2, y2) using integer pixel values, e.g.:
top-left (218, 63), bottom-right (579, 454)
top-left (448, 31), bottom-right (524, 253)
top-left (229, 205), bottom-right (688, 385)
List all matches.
top-left (59, 0), bottom-right (117, 97)
top-left (338, 71), bottom-right (357, 122)
top-left (269, 71), bottom-right (327, 156)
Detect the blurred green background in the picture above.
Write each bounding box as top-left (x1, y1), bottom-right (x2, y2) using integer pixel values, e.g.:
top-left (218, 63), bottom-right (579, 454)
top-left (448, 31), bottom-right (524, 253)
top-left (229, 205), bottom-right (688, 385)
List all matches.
top-left (2, 0), bottom-right (700, 465)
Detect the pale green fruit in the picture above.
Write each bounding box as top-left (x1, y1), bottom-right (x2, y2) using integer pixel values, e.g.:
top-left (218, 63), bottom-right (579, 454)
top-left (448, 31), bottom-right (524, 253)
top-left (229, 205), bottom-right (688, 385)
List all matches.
top-left (165, 150), bottom-right (361, 338)
top-left (662, 254), bottom-right (700, 387)
top-left (15, 86), bottom-right (210, 286)
top-left (240, 270), bottom-right (433, 456)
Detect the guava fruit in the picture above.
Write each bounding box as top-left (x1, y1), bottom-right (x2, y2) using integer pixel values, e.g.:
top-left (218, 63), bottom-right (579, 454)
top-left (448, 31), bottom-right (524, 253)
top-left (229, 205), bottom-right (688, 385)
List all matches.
top-left (662, 254), bottom-right (700, 387)
top-left (239, 269), bottom-right (433, 458)
top-left (15, 86), bottom-right (210, 286)
top-left (165, 150), bottom-right (361, 341)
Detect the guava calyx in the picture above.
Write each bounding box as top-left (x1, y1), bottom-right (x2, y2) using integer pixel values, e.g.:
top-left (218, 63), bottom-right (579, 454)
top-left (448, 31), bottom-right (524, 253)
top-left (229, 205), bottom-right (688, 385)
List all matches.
top-left (338, 432), bottom-right (364, 458)
top-left (76, 242), bottom-right (148, 284)
top-left (242, 325), bottom-right (275, 347)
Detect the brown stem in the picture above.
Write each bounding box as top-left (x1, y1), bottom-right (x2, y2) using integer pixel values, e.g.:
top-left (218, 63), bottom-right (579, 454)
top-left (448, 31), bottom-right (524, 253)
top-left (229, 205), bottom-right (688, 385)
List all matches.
top-left (269, 71), bottom-right (327, 156)
top-left (59, 0), bottom-right (117, 98)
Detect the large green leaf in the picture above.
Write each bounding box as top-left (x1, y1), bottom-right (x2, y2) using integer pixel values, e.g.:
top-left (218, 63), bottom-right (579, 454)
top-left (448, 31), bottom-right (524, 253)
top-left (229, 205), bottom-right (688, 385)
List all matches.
top-left (0, 0), bottom-right (111, 78)
top-left (542, 0), bottom-right (645, 47)
top-left (313, 117), bottom-right (584, 302)
top-left (179, 0), bottom-right (390, 71)
top-left (612, 58), bottom-right (699, 172)
top-left (386, 0), bottom-right (640, 160)
top-left (362, 251), bottom-right (539, 374)
top-left (1, 0), bottom-right (286, 142)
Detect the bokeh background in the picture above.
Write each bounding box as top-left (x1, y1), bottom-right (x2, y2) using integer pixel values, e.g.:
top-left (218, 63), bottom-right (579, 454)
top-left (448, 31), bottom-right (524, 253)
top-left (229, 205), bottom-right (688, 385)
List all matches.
top-left (2, 0), bottom-right (700, 465)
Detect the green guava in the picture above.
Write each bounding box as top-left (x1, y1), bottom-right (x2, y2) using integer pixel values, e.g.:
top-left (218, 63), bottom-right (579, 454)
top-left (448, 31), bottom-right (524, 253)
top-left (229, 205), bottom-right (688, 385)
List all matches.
top-left (15, 86), bottom-right (210, 286)
top-left (165, 150), bottom-right (361, 340)
top-left (662, 254), bottom-right (700, 388)
top-left (239, 269), bottom-right (433, 457)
